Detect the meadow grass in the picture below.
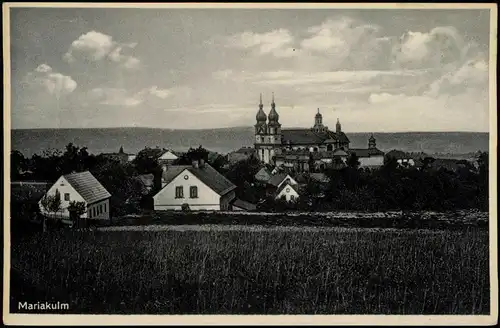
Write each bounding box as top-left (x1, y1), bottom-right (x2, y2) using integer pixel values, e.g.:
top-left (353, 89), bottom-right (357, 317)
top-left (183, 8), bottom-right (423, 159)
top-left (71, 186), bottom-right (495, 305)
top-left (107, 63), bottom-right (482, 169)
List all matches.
top-left (10, 227), bottom-right (489, 314)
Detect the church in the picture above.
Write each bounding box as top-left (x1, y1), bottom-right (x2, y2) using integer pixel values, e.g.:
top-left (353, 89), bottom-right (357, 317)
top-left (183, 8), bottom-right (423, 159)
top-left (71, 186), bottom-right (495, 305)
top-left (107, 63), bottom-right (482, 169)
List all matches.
top-left (254, 94), bottom-right (385, 172)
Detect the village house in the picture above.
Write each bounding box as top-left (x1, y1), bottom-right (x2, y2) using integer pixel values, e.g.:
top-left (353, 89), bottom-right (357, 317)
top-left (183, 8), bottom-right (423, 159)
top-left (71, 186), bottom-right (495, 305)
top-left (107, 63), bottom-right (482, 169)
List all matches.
top-left (39, 171), bottom-right (111, 220)
top-left (157, 149), bottom-right (179, 171)
top-left (265, 173), bottom-right (300, 201)
top-left (231, 198), bottom-right (257, 211)
top-left (153, 159), bottom-right (237, 211)
top-left (275, 181), bottom-right (300, 202)
top-left (254, 166), bottom-right (273, 184)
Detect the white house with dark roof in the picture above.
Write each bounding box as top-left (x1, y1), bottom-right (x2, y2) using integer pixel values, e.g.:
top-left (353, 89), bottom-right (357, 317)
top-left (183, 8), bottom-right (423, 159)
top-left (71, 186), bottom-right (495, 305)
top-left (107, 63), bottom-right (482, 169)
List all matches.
top-left (153, 159), bottom-right (237, 211)
top-left (275, 181), bottom-right (300, 202)
top-left (39, 171), bottom-right (111, 220)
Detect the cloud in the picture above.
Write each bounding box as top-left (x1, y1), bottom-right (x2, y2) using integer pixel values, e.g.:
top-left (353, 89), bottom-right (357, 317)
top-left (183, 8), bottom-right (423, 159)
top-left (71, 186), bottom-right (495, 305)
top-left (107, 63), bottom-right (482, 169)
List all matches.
top-left (89, 85), bottom-right (192, 107)
top-left (23, 64), bottom-right (77, 96)
top-left (425, 57), bottom-right (488, 97)
top-left (64, 30), bottom-right (141, 70)
top-left (391, 26), bottom-right (472, 69)
top-left (224, 28), bottom-right (297, 58)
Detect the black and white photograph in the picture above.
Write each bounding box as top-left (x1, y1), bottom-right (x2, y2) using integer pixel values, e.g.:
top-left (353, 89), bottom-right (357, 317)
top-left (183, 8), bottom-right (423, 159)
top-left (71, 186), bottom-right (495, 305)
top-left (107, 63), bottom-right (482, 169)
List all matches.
top-left (3, 2), bottom-right (497, 325)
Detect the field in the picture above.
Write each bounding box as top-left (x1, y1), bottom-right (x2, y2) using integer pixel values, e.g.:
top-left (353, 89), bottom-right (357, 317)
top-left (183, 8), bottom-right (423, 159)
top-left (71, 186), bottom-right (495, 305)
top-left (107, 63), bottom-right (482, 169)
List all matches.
top-left (10, 226), bottom-right (490, 314)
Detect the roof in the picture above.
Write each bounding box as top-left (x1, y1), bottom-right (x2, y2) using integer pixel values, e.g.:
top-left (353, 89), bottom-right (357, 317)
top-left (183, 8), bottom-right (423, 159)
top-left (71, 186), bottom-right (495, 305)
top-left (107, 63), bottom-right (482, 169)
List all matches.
top-left (276, 181), bottom-right (300, 195)
top-left (231, 198), bottom-right (257, 211)
top-left (135, 174), bottom-right (154, 187)
top-left (63, 171), bottom-right (111, 204)
top-left (385, 149), bottom-right (410, 160)
top-left (158, 150), bottom-right (178, 160)
top-left (233, 147), bottom-right (256, 155)
top-left (309, 173), bottom-right (329, 183)
top-left (349, 148), bottom-right (385, 158)
top-left (161, 162), bottom-right (236, 196)
top-left (333, 149), bottom-right (348, 156)
top-left (267, 173), bottom-right (289, 187)
top-left (281, 129), bottom-right (350, 145)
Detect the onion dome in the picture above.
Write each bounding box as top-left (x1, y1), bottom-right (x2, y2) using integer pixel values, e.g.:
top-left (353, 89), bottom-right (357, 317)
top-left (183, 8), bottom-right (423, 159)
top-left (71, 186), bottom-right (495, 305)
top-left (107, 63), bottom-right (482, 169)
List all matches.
top-left (256, 93), bottom-right (267, 122)
top-left (268, 92), bottom-right (279, 123)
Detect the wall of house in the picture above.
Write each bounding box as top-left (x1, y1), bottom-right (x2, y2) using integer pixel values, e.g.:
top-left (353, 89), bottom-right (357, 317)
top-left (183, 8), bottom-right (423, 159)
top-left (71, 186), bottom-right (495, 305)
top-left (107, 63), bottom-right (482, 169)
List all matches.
top-left (276, 184), bottom-right (300, 202)
top-left (87, 199), bottom-right (110, 220)
top-left (220, 190), bottom-right (236, 211)
top-left (359, 156), bottom-right (384, 167)
top-left (153, 169), bottom-right (221, 211)
top-left (38, 176), bottom-right (87, 218)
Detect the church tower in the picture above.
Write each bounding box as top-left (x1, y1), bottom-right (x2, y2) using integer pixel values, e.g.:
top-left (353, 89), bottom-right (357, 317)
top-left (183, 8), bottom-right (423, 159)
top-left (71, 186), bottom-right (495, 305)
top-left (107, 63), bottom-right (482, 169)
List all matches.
top-left (336, 118), bottom-right (342, 133)
top-left (265, 93), bottom-right (282, 164)
top-left (368, 134), bottom-right (377, 149)
top-left (313, 108), bottom-right (327, 133)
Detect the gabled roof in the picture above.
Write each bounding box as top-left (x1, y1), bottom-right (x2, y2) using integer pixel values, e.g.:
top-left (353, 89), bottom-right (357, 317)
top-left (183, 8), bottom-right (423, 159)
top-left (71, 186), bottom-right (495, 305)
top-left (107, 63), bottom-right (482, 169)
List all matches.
top-left (161, 163), bottom-right (236, 196)
top-left (231, 198), bottom-right (257, 211)
top-left (349, 148), bottom-right (385, 158)
top-left (281, 128), bottom-right (350, 145)
top-left (276, 181), bottom-right (300, 195)
top-left (63, 171), bottom-right (111, 204)
top-left (158, 150), bottom-right (178, 160)
top-left (135, 174), bottom-right (154, 187)
top-left (232, 147), bottom-right (256, 155)
top-left (267, 173), bottom-right (289, 187)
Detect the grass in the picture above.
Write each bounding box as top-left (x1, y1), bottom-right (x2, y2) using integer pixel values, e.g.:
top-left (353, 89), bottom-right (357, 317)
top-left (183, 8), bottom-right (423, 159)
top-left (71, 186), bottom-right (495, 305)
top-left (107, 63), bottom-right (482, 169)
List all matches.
top-left (10, 226), bottom-right (489, 314)
top-left (96, 210), bottom-right (488, 231)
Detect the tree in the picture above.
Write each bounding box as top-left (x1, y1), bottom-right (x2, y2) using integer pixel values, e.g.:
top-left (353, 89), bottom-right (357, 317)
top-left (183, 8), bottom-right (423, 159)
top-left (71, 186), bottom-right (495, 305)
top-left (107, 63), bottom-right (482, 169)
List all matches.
top-left (133, 147), bottom-right (164, 174)
top-left (40, 189), bottom-right (62, 231)
top-left (174, 146), bottom-right (209, 165)
top-left (346, 153), bottom-right (360, 169)
top-left (68, 201), bottom-right (86, 228)
top-left (308, 153), bottom-right (315, 173)
top-left (11, 150), bottom-right (27, 180)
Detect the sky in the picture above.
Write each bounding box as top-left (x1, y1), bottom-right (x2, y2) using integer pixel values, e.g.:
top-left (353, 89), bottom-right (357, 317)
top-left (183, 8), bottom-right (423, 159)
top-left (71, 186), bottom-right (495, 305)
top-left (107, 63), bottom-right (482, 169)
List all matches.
top-left (8, 6), bottom-right (493, 132)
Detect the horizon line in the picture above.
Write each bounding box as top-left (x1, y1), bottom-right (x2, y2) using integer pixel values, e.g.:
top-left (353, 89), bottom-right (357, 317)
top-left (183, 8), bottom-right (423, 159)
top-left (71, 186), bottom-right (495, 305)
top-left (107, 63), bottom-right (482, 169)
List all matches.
top-left (10, 126), bottom-right (490, 134)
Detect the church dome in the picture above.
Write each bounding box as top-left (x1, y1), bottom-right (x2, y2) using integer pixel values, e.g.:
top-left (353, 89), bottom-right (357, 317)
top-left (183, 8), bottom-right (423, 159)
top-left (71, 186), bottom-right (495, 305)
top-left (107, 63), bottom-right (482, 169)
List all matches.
top-left (268, 107), bottom-right (279, 122)
top-left (256, 109), bottom-right (267, 122)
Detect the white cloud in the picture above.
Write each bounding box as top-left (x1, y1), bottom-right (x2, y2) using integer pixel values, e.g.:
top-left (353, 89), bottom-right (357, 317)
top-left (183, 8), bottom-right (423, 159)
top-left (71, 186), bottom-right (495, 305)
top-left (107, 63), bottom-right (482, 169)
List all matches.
top-left (64, 30), bottom-right (141, 70)
top-left (23, 64), bottom-right (77, 96)
top-left (64, 31), bottom-right (115, 62)
top-left (89, 85), bottom-right (192, 107)
top-left (392, 26), bottom-right (469, 69)
top-left (224, 28), bottom-right (297, 58)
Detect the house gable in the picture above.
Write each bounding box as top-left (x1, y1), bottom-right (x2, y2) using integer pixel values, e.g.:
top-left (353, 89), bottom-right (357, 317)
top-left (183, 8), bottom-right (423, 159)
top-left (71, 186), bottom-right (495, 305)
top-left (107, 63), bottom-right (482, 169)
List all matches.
top-left (159, 150), bottom-right (178, 161)
top-left (39, 176), bottom-right (87, 216)
top-left (276, 174), bottom-right (298, 189)
top-left (153, 168), bottom-right (221, 210)
top-left (275, 182), bottom-right (300, 201)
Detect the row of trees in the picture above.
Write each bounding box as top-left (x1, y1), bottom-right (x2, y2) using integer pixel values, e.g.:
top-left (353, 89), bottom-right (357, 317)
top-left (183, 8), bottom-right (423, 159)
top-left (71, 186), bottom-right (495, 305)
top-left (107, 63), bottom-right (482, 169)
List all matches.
top-left (238, 152), bottom-right (489, 212)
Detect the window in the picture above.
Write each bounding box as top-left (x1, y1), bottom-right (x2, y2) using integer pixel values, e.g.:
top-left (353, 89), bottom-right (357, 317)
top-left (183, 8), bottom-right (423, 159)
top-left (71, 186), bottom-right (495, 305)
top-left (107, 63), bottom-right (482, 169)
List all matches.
top-left (175, 186), bottom-right (184, 198)
top-left (291, 195), bottom-right (296, 201)
top-left (93, 207), bottom-right (96, 217)
top-left (190, 186), bottom-right (198, 198)
top-left (100, 204), bottom-right (103, 214)
top-left (104, 203), bottom-right (107, 212)
top-left (88, 209), bottom-right (92, 218)
top-left (64, 193), bottom-right (70, 201)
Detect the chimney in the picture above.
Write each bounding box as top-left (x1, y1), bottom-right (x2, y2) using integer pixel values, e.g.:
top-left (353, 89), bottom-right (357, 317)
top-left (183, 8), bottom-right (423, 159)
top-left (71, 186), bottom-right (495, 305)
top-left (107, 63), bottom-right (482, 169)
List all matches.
top-left (192, 159), bottom-right (199, 168)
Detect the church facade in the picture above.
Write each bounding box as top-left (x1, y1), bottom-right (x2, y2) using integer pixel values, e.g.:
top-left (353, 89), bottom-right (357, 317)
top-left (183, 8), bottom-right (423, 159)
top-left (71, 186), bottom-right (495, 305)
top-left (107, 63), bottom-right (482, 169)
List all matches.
top-left (254, 94), bottom-right (385, 172)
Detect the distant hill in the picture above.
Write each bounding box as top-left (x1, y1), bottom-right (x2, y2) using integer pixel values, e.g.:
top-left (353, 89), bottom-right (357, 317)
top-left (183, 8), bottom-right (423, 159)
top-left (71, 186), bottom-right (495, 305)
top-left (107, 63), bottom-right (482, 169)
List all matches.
top-left (11, 127), bottom-right (489, 158)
